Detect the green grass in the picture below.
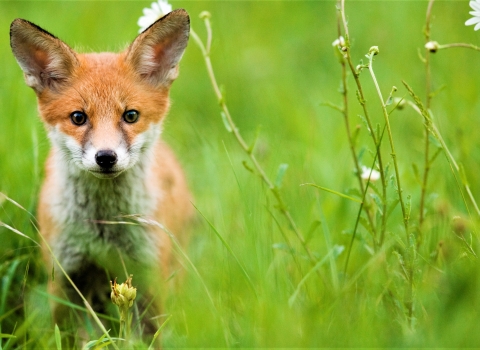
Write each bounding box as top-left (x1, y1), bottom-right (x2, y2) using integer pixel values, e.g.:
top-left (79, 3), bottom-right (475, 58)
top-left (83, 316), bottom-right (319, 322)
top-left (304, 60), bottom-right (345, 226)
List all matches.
top-left (2, 0), bottom-right (480, 348)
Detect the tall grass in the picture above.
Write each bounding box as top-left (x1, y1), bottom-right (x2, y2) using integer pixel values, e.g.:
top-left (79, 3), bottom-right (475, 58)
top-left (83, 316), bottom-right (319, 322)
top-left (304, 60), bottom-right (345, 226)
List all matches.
top-left (1, 0), bottom-right (480, 348)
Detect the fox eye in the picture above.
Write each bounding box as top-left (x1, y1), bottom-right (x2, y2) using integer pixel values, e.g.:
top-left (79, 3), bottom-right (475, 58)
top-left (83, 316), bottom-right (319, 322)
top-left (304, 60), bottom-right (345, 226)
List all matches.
top-left (70, 111), bottom-right (87, 126)
top-left (123, 110), bottom-right (139, 124)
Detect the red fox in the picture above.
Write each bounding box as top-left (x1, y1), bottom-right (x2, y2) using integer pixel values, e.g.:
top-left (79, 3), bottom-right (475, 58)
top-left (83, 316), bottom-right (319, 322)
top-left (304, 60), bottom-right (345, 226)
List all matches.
top-left (10, 9), bottom-right (192, 338)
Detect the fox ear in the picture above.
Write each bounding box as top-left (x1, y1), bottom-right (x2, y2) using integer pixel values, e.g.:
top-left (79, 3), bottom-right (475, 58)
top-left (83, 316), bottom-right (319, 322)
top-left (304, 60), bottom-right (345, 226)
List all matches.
top-left (126, 9), bottom-right (190, 87)
top-left (10, 19), bottom-right (78, 94)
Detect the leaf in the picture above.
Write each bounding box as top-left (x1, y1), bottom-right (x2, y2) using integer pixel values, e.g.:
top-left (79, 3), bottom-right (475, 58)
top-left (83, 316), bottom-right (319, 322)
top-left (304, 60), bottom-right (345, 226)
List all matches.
top-left (412, 163), bottom-right (421, 185)
top-left (272, 242), bottom-right (291, 251)
top-left (242, 161), bottom-right (255, 174)
top-left (346, 187), bottom-right (362, 199)
top-left (386, 199), bottom-right (400, 219)
top-left (148, 315), bottom-right (173, 350)
top-left (369, 193), bottom-right (384, 215)
top-left (357, 145), bottom-right (367, 162)
top-left (0, 334), bottom-right (16, 339)
top-left (55, 324), bottom-right (62, 350)
top-left (275, 163), bottom-right (289, 188)
top-left (389, 175), bottom-right (397, 189)
top-left (301, 183), bottom-right (362, 203)
top-left (368, 180), bottom-right (382, 197)
top-left (428, 84), bottom-right (446, 99)
top-left (405, 194), bottom-right (412, 222)
top-left (0, 222), bottom-right (41, 248)
top-left (305, 220), bottom-right (321, 244)
top-left (458, 163), bottom-right (469, 186)
top-left (221, 111), bottom-right (232, 132)
top-left (376, 123), bottom-right (381, 142)
top-left (288, 245), bottom-right (344, 307)
top-left (428, 133), bottom-right (441, 149)
top-left (384, 163), bottom-right (390, 179)
top-left (363, 243), bottom-right (374, 256)
top-left (193, 204), bottom-right (257, 298)
top-left (385, 94), bottom-right (393, 106)
top-left (358, 216), bottom-right (373, 236)
top-left (356, 90), bottom-right (366, 105)
top-left (247, 125), bottom-right (261, 154)
top-left (358, 115), bottom-right (371, 135)
top-left (319, 101), bottom-right (343, 113)
top-left (82, 336), bottom-right (122, 350)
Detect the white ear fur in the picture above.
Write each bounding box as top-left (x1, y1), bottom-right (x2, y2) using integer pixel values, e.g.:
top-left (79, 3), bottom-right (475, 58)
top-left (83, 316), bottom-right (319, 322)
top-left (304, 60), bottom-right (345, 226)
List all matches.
top-left (10, 19), bottom-right (78, 94)
top-left (126, 9), bottom-right (190, 87)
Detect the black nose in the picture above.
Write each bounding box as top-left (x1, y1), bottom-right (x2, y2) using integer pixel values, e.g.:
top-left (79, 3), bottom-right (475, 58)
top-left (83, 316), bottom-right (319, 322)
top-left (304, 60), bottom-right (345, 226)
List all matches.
top-left (95, 150), bottom-right (117, 169)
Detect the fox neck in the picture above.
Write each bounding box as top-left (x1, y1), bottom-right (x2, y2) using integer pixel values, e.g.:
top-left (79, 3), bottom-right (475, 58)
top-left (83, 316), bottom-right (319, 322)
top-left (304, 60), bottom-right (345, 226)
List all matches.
top-left (52, 145), bottom-right (158, 224)
top-left (48, 141), bottom-right (160, 273)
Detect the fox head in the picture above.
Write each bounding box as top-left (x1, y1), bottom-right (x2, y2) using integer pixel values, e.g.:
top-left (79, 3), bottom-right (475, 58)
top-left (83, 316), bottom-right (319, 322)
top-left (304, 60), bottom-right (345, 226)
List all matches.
top-left (10, 10), bottom-right (189, 179)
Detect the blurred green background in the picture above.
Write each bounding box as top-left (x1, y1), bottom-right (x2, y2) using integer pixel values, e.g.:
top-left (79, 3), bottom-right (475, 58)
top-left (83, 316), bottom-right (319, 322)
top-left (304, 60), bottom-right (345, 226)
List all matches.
top-left (2, 0), bottom-right (480, 347)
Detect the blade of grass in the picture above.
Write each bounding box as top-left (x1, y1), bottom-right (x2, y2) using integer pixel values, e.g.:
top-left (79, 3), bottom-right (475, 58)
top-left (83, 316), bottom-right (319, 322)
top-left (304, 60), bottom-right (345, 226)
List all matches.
top-left (192, 203), bottom-right (258, 299)
top-left (289, 245), bottom-right (344, 307)
top-left (317, 199), bottom-right (341, 291)
top-left (302, 184), bottom-right (362, 203)
top-left (148, 314), bottom-right (172, 350)
top-left (54, 325), bottom-right (61, 350)
top-left (125, 215), bottom-right (217, 312)
top-left (0, 193), bottom-right (120, 350)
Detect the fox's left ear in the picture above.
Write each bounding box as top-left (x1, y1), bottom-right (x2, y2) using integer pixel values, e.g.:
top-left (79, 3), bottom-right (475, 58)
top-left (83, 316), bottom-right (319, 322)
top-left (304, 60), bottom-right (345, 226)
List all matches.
top-left (126, 9), bottom-right (189, 87)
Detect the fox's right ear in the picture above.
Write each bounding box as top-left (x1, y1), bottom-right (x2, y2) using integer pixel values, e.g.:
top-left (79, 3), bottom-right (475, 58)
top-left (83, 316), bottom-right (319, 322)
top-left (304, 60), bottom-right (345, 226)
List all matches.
top-left (10, 19), bottom-right (78, 94)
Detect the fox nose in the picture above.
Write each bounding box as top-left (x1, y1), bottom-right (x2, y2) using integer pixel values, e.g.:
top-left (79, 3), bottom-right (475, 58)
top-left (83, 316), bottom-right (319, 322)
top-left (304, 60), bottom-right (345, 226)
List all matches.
top-left (95, 150), bottom-right (117, 169)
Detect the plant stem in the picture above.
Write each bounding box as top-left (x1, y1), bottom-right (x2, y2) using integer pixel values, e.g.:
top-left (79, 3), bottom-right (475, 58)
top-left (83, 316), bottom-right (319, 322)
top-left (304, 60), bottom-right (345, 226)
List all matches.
top-left (335, 2), bottom-right (376, 250)
top-left (190, 20), bottom-right (317, 264)
top-left (367, 55), bottom-right (409, 238)
top-left (437, 43), bottom-right (480, 51)
top-left (339, 0), bottom-right (387, 246)
top-left (119, 318), bottom-right (125, 341)
top-left (403, 95), bottom-right (480, 218)
top-left (419, 0), bottom-right (435, 229)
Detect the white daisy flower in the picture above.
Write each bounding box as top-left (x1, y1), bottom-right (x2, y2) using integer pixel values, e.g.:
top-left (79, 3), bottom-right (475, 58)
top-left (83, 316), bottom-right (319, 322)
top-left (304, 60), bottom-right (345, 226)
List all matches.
top-left (465, 0), bottom-right (480, 31)
top-left (137, 0), bottom-right (173, 33)
top-left (360, 166), bottom-right (380, 182)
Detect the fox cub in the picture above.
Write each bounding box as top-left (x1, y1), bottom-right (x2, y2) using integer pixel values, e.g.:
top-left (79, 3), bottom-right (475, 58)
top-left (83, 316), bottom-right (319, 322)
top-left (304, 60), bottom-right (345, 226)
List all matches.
top-left (10, 10), bottom-right (192, 334)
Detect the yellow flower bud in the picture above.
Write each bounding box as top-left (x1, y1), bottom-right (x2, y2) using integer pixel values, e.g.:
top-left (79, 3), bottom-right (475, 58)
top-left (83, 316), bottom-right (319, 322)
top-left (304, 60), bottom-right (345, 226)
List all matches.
top-left (111, 275), bottom-right (137, 310)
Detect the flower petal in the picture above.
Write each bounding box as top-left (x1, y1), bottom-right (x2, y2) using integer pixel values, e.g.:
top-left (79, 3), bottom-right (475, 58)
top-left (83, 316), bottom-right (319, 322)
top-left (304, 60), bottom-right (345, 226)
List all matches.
top-left (471, 1), bottom-right (480, 11)
top-left (138, 16), bottom-right (152, 26)
top-left (466, 17), bottom-right (480, 26)
top-left (159, 2), bottom-right (172, 14)
top-left (144, 8), bottom-right (157, 16)
top-left (151, 2), bottom-right (160, 13)
top-left (137, 0), bottom-right (173, 33)
top-left (474, 21), bottom-right (480, 30)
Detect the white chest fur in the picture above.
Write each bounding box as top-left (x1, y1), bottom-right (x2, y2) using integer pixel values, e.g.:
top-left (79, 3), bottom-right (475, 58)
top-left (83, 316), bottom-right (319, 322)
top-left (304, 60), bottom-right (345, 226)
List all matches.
top-left (47, 147), bottom-right (161, 275)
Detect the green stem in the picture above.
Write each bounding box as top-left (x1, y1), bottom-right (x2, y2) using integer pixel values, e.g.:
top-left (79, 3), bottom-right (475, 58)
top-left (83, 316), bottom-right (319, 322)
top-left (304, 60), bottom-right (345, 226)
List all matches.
top-left (437, 43), bottom-right (480, 51)
top-left (335, 2), bottom-right (377, 250)
top-left (419, 0), bottom-right (435, 229)
top-left (339, 0), bottom-right (387, 245)
top-left (404, 98), bottom-right (480, 217)
top-left (119, 318), bottom-right (125, 340)
top-left (191, 22), bottom-right (317, 264)
top-left (367, 54), bottom-right (409, 238)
